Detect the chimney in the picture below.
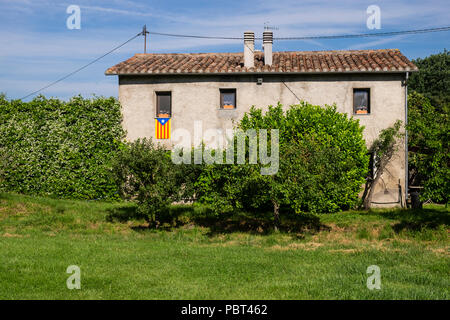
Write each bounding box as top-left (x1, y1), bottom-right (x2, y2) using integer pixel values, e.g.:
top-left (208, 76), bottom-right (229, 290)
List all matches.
top-left (244, 31), bottom-right (255, 68)
top-left (263, 31), bottom-right (273, 66)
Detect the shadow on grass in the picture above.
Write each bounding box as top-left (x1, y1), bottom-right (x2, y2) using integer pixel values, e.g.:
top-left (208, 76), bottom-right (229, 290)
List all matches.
top-left (390, 208), bottom-right (449, 233)
top-left (195, 213), bottom-right (329, 236)
top-left (106, 203), bottom-right (329, 236)
top-left (364, 206), bottom-right (449, 233)
top-left (106, 204), bottom-right (145, 222)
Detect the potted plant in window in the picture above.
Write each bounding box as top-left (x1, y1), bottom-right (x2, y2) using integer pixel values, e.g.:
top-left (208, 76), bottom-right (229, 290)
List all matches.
top-left (356, 106), bottom-right (368, 114)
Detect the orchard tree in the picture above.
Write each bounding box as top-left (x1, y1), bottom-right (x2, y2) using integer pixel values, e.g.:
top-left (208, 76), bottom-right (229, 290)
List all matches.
top-left (360, 121), bottom-right (404, 209)
top-left (195, 102), bottom-right (369, 229)
top-left (112, 138), bottom-right (184, 226)
top-left (408, 92), bottom-right (449, 203)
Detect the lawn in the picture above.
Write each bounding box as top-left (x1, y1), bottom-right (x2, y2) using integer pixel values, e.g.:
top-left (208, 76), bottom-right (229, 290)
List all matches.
top-left (0, 192), bottom-right (448, 299)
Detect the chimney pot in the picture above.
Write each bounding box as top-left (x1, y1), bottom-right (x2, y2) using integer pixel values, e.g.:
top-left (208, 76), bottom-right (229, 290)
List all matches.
top-left (263, 31), bottom-right (273, 66)
top-left (244, 31), bottom-right (255, 68)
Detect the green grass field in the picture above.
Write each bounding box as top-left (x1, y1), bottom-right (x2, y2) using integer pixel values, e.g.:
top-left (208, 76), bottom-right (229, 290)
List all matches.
top-left (0, 192), bottom-right (448, 299)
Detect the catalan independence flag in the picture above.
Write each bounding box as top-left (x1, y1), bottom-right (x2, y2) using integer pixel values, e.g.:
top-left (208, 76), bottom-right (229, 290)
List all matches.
top-left (155, 117), bottom-right (171, 139)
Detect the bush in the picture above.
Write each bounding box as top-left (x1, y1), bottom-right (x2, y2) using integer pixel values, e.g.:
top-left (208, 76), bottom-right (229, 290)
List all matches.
top-left (195, 102), bottom-right (369, 226)
top-left (0, 94), bottom-right (124, 200)
top-left (408, 92), bottom-right (449, 203)
top-left (112, 138), bottom-right (188, 225)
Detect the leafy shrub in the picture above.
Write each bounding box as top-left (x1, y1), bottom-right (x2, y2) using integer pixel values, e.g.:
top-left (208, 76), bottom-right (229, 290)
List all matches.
top-left (112, 138), bottom-right (189, 225)
top-left (0, 94), bottom-right (124, 200)
top-left (195, 102), bottom-right (369, 226)
top-left (408, 92), bottom-right (449, 203)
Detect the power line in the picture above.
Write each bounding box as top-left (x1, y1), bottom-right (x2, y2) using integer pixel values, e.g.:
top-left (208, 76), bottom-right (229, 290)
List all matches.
top-left (18, 26), bottom-right (450, 100)
top-left (148, 26), bottom-right (450, 41)
top-left (276, 26), bottom-right (450, 40)
top-left (20, 32), bottom-right (142, 100)
top-left (148, 31), bottom-right (242, 40)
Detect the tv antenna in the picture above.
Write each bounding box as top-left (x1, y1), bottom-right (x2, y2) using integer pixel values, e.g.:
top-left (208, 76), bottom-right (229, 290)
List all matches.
top-left (264, 22), bottom-right (279, 31)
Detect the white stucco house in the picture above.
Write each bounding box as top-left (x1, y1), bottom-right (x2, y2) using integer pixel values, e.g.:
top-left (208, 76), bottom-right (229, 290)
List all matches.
top-left (106, 31), bottom-right (418, 207)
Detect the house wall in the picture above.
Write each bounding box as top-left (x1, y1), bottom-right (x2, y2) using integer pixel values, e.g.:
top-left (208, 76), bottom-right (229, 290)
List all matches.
top-left (117, 73), bottom-right (407, 207)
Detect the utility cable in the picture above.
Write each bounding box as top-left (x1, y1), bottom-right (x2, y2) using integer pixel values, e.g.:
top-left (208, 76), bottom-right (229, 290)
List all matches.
top-left (19, 32), bottom-right (142, 100)
top-left (148, 26), bottom-right (450, 41)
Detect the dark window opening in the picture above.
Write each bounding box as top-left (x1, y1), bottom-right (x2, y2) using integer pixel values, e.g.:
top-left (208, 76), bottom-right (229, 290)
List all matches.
top-left (220, 89), bottom-right (236, 109)
top-left (353, 88), bottom-right (370, 114)
top-left (156, 92), bottom-right (171, 117)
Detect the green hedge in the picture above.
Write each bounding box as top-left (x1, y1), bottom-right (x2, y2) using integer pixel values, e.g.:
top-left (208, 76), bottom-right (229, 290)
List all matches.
top-left (0, 94), bottom-right (124, 200)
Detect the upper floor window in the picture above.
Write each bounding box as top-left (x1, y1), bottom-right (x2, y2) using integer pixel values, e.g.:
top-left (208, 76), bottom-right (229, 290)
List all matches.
top-left (353, 88), bottom-right (370, 114)
top-left (156, 91), bottom-right (171, 117)
top-left (220, 89), bottom-right (236, 109)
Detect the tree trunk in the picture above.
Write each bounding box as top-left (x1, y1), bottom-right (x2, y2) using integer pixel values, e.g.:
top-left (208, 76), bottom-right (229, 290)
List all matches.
top-left (360, 179), bottom-right (372, 209)
top-left (272, 200), bottom-right (280, 232)
top-left (364, 172), bottom-right (382, 210)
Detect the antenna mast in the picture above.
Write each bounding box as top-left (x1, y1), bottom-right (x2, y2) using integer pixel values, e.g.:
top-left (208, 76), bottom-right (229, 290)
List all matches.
top-left (264, 21), bottom-right (279, 31)
top-left (142, 25), bottom-right (149, 53)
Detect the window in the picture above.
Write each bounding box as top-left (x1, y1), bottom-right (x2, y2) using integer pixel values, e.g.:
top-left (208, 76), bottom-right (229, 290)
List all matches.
top-left (156, 92), bottom-right (171, 117)
top-left (353, 88), bottom-right (370, 114)
top-left (220, 89), bottom-right (236, 109)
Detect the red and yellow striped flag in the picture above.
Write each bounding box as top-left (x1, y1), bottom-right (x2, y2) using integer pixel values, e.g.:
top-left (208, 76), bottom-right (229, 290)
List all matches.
top-left (155, 118), bottom-right (171, 139)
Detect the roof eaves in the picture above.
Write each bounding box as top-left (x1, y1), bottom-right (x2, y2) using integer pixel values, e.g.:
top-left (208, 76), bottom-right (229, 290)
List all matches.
top-left (106, 69), bottom-right (418, 76)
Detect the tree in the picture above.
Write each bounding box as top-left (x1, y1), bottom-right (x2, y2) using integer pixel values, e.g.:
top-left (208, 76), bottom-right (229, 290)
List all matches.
top-left (408, 49), bottom-right (449, 112)
top-left (195, 102), bottom-right (369, 228)
top-left (360, 121), bottom-right (404, 209)
top-left (408, 92), bottom-right (449, 203)
top-left (407, 50), bottom-right (449, 204)
top-left (112, 138), bottom-right (183, 226)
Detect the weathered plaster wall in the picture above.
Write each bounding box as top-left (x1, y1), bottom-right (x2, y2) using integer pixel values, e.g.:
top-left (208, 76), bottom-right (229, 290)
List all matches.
top-left (117, 73), bottom-right (406, 207)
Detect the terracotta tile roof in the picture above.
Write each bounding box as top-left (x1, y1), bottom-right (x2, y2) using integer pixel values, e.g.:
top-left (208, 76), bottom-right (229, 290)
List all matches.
top-left (105, 49), bottom-right (418, 75)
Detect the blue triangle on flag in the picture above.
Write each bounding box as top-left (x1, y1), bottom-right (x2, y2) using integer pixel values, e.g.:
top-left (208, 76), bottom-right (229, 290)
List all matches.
top-left (157, 118), bottom-right (170, 125)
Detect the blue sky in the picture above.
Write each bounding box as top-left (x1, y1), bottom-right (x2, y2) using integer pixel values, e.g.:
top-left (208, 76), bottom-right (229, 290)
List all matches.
top-left (0, 0), bottom-right (448, 100)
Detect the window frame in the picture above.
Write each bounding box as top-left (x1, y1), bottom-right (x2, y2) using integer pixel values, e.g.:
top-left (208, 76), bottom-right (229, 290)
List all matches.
top-left (353, 88), bottom-right (371, 115)
top-left (156, 91), bottom-right (172, 117)
top-left (219, 88), bottom-right (237, 109)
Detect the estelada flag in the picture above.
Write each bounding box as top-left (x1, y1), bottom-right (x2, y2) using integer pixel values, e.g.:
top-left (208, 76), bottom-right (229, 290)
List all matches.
top-left (155, 118), bottom-right (171, 139)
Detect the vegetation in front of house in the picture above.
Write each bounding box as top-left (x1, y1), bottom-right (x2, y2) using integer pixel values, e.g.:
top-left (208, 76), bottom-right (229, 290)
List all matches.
top-left (113, 102), bottom-right (369, 229)
top-left (195, 103), bottom-right (369, 222)
top-left (361, 120), bottom-right (404, 209)
top-left (408, 50), bottom-right (449, 204)
top-left (408, 92), bottom-right (449, 203)
top-left (112, 138), bottom-right (201, 226)
top-left (0, 95), bottom-right (124, 200)
top-left (0, 193), bottom-right (448, 299)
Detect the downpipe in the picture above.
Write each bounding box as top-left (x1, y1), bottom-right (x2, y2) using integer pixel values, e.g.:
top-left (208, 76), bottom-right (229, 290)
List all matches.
top-left (405, 71), bottom-right (409, 207)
